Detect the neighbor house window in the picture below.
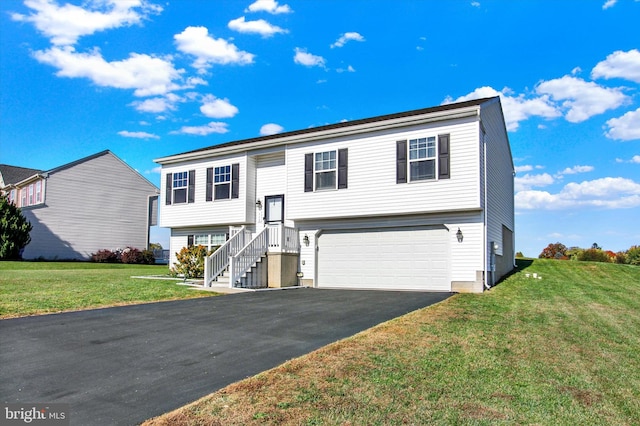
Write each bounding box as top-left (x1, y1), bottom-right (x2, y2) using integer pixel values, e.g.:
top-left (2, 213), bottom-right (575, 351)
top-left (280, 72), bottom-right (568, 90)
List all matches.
top-left (17, 179), bottom-right (45, 207)
top-left (35, 181), bottom-right (42, 204)
top-left (8, 189), bottom-right (17, 205)
top-left (304, 149), bottom-right (348, 192)
top-left (396, 134), bottom-right (450, 184)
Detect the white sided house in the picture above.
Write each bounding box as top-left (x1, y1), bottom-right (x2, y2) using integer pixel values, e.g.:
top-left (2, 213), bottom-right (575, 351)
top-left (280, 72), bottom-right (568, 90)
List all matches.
top-left (156, 97), bottom-right (515, 293)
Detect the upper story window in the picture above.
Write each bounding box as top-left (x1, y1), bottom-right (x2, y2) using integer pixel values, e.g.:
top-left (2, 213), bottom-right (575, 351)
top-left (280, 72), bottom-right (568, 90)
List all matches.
top-left (397, 134), bottom-right (450, 184)
top-left (206, 163), bottom-right (240, 201)
top-left (18, 179), bottom-right (45, 208)
top-left (165, 170), bottom-right (195, 205)
top-left (304, 149), bottom-right (348, 192)
top-left (8, 189), bottom-right (17, 205)
top-left (409, 137), bottom-right (436, 181)
top-left (214, 166), bottom-right (231, 199)
top-left (172, 171), bottom-right (188, 204)
top-left (315, 151), bottom-right (337, 190)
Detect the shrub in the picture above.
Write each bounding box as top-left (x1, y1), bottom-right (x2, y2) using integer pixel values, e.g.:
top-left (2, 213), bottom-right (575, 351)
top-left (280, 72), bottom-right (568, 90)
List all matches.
top-left (626, 245), bottom-right (640, 265)
top-left (172, 245), bottom-right (211, 279)
top-left (578, 248), bottom-right (611, 263)
top-left (121, 247), bottom-right (143, 264)
top-left (141, 249), bottom-right (156, 265)
top-left (91, 249), bottom-right (118, 263)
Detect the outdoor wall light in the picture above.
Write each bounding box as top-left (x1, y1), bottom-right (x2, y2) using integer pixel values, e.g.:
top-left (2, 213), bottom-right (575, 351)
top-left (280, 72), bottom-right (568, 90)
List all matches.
top-left (456, 228), bottom-right (464, 243)
top-left (303, 234), bottom-right (310, 246)
top-left (256, 199), bottom-right (262, 209)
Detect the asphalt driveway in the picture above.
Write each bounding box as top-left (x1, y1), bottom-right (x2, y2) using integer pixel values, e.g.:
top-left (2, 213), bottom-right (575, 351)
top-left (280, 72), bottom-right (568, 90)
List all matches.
top-left (0, 288), bottom-right (452, 425)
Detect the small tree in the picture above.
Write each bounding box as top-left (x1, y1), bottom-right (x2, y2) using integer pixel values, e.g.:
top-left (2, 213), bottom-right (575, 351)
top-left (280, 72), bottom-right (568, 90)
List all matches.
top-left (538, 242), bottom-right (568, 260)
top-left (578, 248), bottom-right (611, 263)
top-left (0, 195), bottom-right (33, 260)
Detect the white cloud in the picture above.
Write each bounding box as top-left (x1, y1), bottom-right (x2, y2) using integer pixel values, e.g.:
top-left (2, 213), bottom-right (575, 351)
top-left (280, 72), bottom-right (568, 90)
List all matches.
top-left (336, 65), bottom-right (356, 73)
top-left (536, 75), bottom-right (628, 123)
top-left (471, 1), bottom-right (481, 7)
top-left (330, 32), bottom-right (365, 48)
top-left (118, 130), bottom-right (160, 139)
top-left (246, 0), bottom-right (292, 14)
top-left (605, 107), bottom-right (640, 141)
top-left (602, 0), bottom-right (617, 9)
top-left (617, 155), bottom-right (640, 163)
top-left (11, 0), bottom-right (162, 45)
top-left (557, 165), bottom-right (594, 176)
top-left (200, 95), bottom-right (239, 118)
top-left (293, 48), bottom-right (326, 68)
top-left (228, 16), bottom-right (287, 37)
top-left (514, 173), bottom-right (554, 192)
top-left (170, 122), bottom-right (229, 136)
top-left (516, 177), bottom-right (640, 210)
top-left (33, 46), bottom-right (182, 97)
top-left (131, 93), bottom-right (182, 113)
top-left (446, 86), bottom-right (560, 131)
top-left (592, 49), bottom-right (640, 83)
top-left (174, 26), bottom-right (255, 72)
top-left (260, 123), bottom-right (284, 135)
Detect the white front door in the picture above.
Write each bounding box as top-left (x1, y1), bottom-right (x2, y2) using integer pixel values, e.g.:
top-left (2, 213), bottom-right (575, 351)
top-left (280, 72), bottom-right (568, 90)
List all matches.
top-left (265, 195), bottom-right (284, 223)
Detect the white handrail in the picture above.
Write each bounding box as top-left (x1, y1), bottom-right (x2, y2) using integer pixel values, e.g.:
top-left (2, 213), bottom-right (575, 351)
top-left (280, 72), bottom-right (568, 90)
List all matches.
top-left (230, 227), bottom-right (269, 286)
top-left (204, 226), bottom-right (251, 287)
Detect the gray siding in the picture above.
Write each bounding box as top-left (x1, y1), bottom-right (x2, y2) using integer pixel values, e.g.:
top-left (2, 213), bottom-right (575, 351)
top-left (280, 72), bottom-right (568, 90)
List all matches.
top-left (480, 99), bottom-right (515, 281)
top-left (22, 152), bottom-right (159, 260)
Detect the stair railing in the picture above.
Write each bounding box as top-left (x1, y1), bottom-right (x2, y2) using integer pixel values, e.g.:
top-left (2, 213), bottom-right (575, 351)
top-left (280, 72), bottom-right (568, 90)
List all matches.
top-left (229, 226), bottom-right (269, 287)
top-left (204, 226), bottom-right (251, 287)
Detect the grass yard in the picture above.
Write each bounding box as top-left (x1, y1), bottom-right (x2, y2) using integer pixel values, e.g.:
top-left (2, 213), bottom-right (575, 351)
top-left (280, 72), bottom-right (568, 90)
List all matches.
top-left (0, 261), bottom-right (216, 318)
top-left (144, 259), bottom-right (640, 425)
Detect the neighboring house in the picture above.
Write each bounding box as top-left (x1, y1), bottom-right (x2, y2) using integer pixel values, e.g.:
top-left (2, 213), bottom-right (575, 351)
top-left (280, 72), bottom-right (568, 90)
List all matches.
top-left (0, 150), bottom-right (159, 260)
top-left (155, 97), bottom-right (515, 293)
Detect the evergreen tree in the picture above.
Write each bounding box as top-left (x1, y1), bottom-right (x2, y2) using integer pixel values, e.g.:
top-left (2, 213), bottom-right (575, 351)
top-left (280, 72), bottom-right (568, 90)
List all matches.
top-left (0, 195), bottom-right (33, 260)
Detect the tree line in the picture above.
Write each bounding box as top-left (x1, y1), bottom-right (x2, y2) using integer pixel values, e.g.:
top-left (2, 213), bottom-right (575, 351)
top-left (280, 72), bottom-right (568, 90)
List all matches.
top-left (530, 242), bottom-right (640, 265)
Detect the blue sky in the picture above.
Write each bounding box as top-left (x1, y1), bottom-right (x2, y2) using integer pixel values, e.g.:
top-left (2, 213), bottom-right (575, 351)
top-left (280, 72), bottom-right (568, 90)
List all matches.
top-left (1, 0), bottom-right (639, 257)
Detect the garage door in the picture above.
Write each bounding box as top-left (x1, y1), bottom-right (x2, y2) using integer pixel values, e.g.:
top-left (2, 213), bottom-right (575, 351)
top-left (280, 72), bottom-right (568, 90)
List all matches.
top-left (317, 227), bottom-right (450, 291)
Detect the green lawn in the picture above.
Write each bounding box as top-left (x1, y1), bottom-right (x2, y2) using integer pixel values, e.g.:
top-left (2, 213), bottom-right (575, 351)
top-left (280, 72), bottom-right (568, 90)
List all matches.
top-left (144, 259), bottom-right (640, 425)
top-left (0, 261), bottom-right (216, 318)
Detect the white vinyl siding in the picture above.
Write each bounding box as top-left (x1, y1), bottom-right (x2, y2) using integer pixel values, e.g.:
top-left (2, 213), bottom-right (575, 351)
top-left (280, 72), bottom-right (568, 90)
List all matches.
top-left (255, 152), bottom-right (288, 228)
top-left (160, 155), bottom-right (248, 228)
top-left (287, 117), bottom-right (481, 221)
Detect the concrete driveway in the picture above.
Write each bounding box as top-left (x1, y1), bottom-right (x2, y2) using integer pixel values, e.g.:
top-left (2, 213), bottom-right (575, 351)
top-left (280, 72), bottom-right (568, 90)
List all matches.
top-left (0, 288), bottom-right (452, 425)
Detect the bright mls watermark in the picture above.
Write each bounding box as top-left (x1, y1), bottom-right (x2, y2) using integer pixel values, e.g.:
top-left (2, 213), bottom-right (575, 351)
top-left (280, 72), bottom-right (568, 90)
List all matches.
top-left (2, 404), bottom-right (69, 425)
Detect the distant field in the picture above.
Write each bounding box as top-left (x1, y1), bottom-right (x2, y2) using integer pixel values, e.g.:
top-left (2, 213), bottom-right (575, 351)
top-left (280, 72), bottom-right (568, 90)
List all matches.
top-left (0, 261), bottom-right (216, 318)
top-left (145, 259), bottom-right (640, 425)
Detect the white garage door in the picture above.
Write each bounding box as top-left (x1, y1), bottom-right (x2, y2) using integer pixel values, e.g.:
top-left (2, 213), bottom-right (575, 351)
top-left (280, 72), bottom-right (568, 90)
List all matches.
top-left (317, 227), bottom-right (450, 291)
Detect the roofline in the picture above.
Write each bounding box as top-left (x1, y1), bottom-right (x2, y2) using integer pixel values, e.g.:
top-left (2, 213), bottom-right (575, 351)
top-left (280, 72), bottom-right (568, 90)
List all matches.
top-left (155, 97), bottom-right (496, 165)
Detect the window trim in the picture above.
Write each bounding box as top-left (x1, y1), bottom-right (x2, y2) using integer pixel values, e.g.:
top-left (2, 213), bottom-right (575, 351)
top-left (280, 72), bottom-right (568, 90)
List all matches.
top-left (214, 165), bottom-right (231, 200)
top-left (397, 133), bottom-right (450, 184)
top-left (304, 149), bottom-right (348, 192)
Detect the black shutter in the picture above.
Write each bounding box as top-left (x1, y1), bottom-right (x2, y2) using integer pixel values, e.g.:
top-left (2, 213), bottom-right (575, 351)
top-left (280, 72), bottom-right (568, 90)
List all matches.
top-left (396, 140), bottom-right (407, 184)
top-left (165, 173), bottom-right (172, 205)
top-left (206, 167), bottom-right (213, 201)
top-left (438, 134), bottom-right (450, 179)
top-left (304, 153), bottom-right (314, 192)
top-left (231, 163), bottom-right (240, 199)
top-left (187, 170), bottom-right (196, 203)
top-left (338, 148), bottom-right (348, 189)
top-left (187, 235), bottom-right (194, 247)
